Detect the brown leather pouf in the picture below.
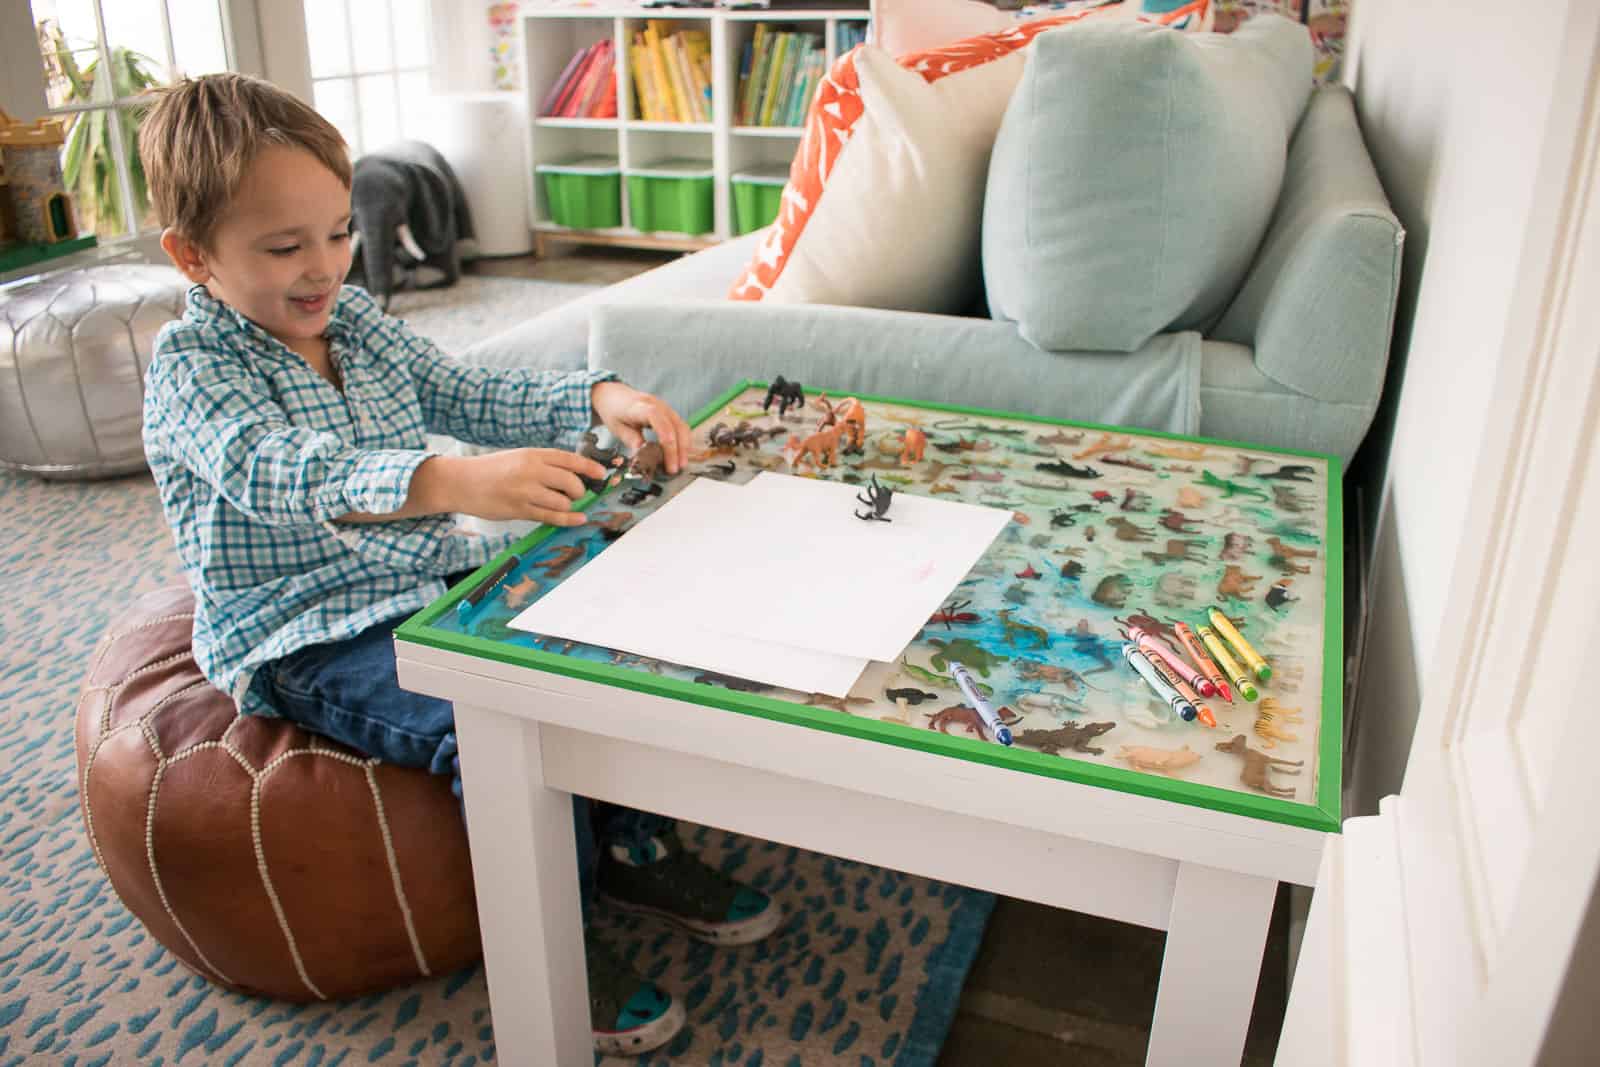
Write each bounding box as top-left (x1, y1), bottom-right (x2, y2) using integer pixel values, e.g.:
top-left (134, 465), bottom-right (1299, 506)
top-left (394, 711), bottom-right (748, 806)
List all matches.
top-left (75, 585), bottom-right (481, 1002)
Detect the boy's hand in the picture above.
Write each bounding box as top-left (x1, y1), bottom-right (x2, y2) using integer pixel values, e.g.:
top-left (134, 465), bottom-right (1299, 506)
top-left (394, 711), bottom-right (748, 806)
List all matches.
top-left (423, 449), bottom-right (610, 526)
top-left (591, 382), bottom-right (691, 474)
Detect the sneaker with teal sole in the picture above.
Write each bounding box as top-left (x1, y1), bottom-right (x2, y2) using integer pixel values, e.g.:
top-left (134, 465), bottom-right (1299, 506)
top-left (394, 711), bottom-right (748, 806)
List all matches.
top-left (587, 936), bottom-right (685, 1057)
top-left (597, 827), bottom-right (783, 946)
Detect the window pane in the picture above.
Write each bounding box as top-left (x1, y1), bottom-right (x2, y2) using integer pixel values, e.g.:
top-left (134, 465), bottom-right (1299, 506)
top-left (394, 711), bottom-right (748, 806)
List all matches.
top-left (101, 0), bottom-right (170, 84)
top-left (396, 70), bottom-right (429, 141)
top-left (56, 107), bottom-right (139, 240)
top-left (41, 48), bottom-right (109, 108)
top-left (307, 0), bottom-right (352, 78)
top-left (32, 0), bottom-right (108, 107)
top-left (356, 73), bottom-right (398, 154)
top-left (349, 0), bottom-right (394, 74)
top-left (313, 77), bottom-right (361, 157)
top-left (167, 0), bottom-right (228, 78)
top-left (391, 0), bottom-right (430, 70)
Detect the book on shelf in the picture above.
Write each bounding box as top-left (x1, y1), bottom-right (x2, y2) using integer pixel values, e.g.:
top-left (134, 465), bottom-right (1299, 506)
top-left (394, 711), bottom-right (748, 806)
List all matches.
top-left (632, 21), bottom-right (712, 123)
top-left (541, 39), bottom-right (618, 119)
top-left (539, 47), bottom-right (589, 117)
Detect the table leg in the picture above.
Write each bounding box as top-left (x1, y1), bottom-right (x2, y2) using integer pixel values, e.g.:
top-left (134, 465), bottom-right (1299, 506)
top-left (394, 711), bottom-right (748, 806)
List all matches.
top-left (1146, 861), bottom-right (1278, 1067)
top-left (454, 703), bottom-right (590, 1067)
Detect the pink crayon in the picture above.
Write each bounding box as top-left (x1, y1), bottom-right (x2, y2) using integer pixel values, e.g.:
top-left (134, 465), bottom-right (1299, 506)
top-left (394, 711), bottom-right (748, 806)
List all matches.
top-left (1129, 626), bottom-right (1217, 698)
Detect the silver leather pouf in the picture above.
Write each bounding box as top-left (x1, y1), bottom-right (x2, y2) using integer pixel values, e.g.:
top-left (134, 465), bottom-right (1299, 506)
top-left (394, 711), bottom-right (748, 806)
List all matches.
top-left (0, 264), bottom-right (187, 479)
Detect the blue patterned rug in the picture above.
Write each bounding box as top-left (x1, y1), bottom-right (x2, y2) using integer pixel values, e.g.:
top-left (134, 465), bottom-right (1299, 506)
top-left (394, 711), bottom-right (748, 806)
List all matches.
top-left (0, 277), bottom-right (993, 1066)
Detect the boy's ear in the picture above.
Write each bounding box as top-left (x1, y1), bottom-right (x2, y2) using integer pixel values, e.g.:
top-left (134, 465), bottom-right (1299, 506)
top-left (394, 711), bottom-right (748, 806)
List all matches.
top-left (160, 228), bottom-right (211, 284)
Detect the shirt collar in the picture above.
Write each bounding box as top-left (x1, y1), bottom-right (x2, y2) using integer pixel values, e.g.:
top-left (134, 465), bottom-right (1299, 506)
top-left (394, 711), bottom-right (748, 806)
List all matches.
top-left (184, 284), bottom-right (359, 356)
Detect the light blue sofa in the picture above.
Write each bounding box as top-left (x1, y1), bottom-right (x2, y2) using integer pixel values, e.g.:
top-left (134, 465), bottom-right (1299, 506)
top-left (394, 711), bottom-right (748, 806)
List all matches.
top-left (466, 44), bottom-right (1400, 463)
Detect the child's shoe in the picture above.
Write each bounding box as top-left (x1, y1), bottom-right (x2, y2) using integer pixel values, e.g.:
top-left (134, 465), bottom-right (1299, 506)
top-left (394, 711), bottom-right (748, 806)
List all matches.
top-left (587, 936), bottom-right (685, 1056)
top-left (598, 828), bottom-right (783, 946)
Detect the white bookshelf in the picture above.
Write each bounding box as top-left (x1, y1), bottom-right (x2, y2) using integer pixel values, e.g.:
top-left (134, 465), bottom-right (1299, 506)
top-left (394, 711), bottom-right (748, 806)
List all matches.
top-left (520, 4), bottom-right (870, 254)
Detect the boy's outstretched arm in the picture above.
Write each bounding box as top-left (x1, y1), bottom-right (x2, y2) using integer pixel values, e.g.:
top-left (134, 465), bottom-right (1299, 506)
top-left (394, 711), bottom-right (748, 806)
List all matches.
top-left (341, 447), bottom-right (610, 527)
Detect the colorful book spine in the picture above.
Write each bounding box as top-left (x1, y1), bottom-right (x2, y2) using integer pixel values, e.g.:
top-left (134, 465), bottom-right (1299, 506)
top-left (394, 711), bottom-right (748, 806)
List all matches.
top-left (549, 43), bottom-right (599, 119)
top-left (539, 47), bottom-right (588, 117)
top-left (759, 33), bottom-right (790, 127)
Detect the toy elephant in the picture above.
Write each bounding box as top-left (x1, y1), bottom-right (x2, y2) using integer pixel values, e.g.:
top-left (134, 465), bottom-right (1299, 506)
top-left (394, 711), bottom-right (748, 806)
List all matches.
top-left (349, 141), bottom-right (474, 309)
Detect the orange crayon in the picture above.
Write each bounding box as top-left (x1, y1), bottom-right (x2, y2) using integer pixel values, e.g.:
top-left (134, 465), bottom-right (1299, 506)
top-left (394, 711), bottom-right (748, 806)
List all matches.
top-left (1174, 621), bottom-right (1232, 703)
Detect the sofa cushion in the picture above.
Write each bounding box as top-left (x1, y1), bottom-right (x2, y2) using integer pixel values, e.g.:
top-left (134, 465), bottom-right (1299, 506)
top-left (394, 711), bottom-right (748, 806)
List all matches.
top-left (1210, 85), bottom-right (1403, 406)
top-left (727, 1), bottom-right (1210, 313)
top-left (983, 13), bottom-right (1313, 353)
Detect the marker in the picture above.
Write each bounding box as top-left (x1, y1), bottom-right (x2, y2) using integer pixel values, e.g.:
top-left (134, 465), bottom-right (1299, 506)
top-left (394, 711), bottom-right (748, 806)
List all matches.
top-left (1129, 626), bottom-right (1216, 698)
top-left (1174, 621), bottom-right (1232, 703)
top-left (456, 554), bottom-right (521, 622)
top-left (1208, 607), bottom-right (1271, 682)
top-left (1199, 623), bottom-right (1258, 702)
top-left (951, 664), bottom-right (1012, 745)
top-left (1121, 642), bottom-right (1197, 722)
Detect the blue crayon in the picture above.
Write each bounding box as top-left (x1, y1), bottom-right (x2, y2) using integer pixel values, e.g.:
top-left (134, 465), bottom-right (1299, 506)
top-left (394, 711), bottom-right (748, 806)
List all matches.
top-left (1121, 642), bottom-right (1198, 722)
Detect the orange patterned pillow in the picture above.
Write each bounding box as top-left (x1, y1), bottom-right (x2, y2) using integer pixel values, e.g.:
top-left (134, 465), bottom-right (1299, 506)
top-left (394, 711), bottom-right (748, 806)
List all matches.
top-left (729, 0), bottom-right (1212, 311)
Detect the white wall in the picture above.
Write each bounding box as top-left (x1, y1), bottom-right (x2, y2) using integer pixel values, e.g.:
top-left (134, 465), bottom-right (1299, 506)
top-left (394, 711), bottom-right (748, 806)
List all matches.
top-left (1343, 0), bottom-right (1573, 813)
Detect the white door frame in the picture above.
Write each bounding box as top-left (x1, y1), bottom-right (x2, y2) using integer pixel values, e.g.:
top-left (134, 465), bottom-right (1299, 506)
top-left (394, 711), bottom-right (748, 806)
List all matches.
top-left (1278, 4), bottom-right (1600, 1064)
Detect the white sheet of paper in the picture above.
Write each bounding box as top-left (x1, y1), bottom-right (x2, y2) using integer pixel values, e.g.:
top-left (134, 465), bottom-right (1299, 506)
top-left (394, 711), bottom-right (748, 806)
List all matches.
top-left (508, 478), bottom-right (869, 696)
top-left (689, 473), bottom-right (1013, 662)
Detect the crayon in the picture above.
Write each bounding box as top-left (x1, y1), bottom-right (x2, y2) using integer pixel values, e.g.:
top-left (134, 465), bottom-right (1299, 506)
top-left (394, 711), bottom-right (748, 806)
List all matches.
top-left (1174, 621), bottom-right (1232, 703)
top-left (1129, 626), bottom-right (1216, 697)
top-left (1121, 642), bottom-right (1197, 722)
top-left (1208, 607), bottom-right (1271, 682)
top-left (1200, 623), bottom-right (1258, 702)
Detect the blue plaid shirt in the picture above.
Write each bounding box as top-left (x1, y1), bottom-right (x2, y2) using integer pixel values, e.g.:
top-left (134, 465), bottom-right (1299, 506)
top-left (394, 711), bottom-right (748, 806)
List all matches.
top-left (143, 284), bottom-right (614, 716)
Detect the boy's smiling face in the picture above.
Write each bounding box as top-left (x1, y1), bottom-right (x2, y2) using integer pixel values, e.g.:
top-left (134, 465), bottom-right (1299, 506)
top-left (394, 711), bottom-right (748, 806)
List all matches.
top-left (163, 144), bottom-right (354, 357)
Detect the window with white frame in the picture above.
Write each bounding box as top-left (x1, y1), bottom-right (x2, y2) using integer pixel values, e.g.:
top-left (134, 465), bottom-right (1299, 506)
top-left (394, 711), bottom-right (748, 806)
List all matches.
top-left (25, 0), bottom-right (232, 240)
top-left (304, 0), bottom-right (433, 159)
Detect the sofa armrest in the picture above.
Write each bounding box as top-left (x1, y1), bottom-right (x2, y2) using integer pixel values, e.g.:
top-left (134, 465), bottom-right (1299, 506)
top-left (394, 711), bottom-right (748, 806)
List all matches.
top-left (589, 302), bottom-right (1203, 435)
top-left (1211, 86), bottom-right (1403, 408)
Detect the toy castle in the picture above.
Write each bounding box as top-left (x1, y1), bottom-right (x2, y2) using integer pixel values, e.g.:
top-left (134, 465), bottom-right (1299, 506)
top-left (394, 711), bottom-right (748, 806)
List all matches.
top-left (0, 107), bottom-right (78, 250)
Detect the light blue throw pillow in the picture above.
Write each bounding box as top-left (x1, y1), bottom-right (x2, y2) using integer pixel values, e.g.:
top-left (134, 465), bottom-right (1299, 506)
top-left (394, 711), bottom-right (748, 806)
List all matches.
top-left (982, 14), bottom-right (1314, 353)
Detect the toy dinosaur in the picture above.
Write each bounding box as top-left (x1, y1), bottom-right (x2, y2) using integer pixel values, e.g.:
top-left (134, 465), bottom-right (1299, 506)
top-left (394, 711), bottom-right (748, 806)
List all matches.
top-left (926, 638), bottom-right (1009, 677)
top-left (996, 609), bottom-right (1049, 649)
top-left (1215, 734), bottom-right (1303, 797)
top-left (1018, 721), bottom-right (1117, 756)
top-left (1199, 470), bottom-right (1271, 501)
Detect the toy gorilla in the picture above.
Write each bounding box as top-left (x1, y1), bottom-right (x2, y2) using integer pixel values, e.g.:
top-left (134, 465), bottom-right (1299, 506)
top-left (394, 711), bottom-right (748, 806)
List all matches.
top-left (350, 141), bottom-right (474, 309)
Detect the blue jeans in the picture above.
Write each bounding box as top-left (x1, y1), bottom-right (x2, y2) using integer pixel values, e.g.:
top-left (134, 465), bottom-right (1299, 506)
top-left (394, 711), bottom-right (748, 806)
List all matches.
top-left (255, 612), bottom-right (663, 912)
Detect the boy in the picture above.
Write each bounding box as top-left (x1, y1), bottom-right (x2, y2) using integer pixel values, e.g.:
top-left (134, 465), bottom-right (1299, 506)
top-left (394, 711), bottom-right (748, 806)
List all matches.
top-left (138, 73), bottom-right (777, 1056)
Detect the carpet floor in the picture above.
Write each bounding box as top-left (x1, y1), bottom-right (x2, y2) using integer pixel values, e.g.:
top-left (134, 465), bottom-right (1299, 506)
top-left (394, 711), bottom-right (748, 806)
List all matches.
top-left (0, 275), bottom-right (994, 1066)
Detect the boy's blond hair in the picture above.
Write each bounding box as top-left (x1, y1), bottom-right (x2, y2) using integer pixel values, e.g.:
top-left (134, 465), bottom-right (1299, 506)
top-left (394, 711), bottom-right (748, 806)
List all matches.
top-left (139, 73), bottom-right (350, 248)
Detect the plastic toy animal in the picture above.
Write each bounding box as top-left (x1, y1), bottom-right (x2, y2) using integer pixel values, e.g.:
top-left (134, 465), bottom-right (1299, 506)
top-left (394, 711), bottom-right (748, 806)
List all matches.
top-left (1014, 659), bottom-right (1092, 695)
top-left (1103, 454), bottom-right (1156, 472)
top-left (996, 609), bottom-right (1049, 649)
top-left (1215, 734), bottom-right (1303, 797)
top-left (1272, 485), bottom-right (1310, 513)
top-left (1073, 433), bottom-right (1133, 460)
top-left (1218, 565), bottom-right (1263, 601)
top-left (502, 574), bottom-right (541, 610)
top-left (1092, 573), bottom-right (1132, 608)
top-left (1035, 460), bottom-right (1102, 479)
top-left (928, 598), bottom-right (978, 629)
top-left (1254, 698), bottom-right (1303, 748)
top-left (619, 482), bottom-right (663, 506)
top-left (1142, 538), bottom-right (1207, 565)
top-left (1220, 532), bottom-right (1255, 561)
top-left (1106, 516), bottom-right (1156, 542)
top-left (576, 430), bottom-right (622, 491)
top-left (897, 426), bottom-right (928, 466)
top-left (784, 422), bottom-right (844, 470)
top-left (1154, 571), bottom-right (1198, 607)
top-left (1199, 470), bottom-right (1271, 501)
top-left (1266, 578), bottom-right (1298, 611)
top-left (1018, 721), bottom-right (1117, 756)
top-left (694, 671), bottom-right (772, 692)
top-left (1158, 509), bottom-right (1202, 533)
top-left (1035, 429), bottom-right (1083, 446)
top-left (855, 474), bottom-right (894, 522)
top-left (532, 544), bottom-right (585, 578)
top-left (1117, 744), bottom-right (1202, 774)
top-left (925, 703), bottom-right (1022, 738)
top-left (1120, 487), bottom-right (1152, 510)
top-left (762, 375), bottom-right (805, 417)
top-left (1266, 536), bottom-right (1318, 560)
top-left (833, 397), bottom-right (868, 452)
top-left (885, 687), bottom-right (939, 705)
top-left (1014, 690), bottom-right (1087, 716)
top-left (1259, 463), bottom-right (1316, 482)
top-left (926, 638), bottom-right (1009, 677)
top-left (694, 459), bottom-right (737, 479)
top-left (1269, 552), bottom-right (1312, 576)
top-left (628, 441), bottom-right (665, 481)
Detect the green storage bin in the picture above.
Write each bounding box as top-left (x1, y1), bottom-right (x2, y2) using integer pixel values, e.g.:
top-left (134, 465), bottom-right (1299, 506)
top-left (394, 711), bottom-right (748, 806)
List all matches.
top-left (732, 165), bottom-right (790, 235)
top-left (626, 160), bottom-right (714, 235)
top-left (537, 156), bottom-right (621, 229)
